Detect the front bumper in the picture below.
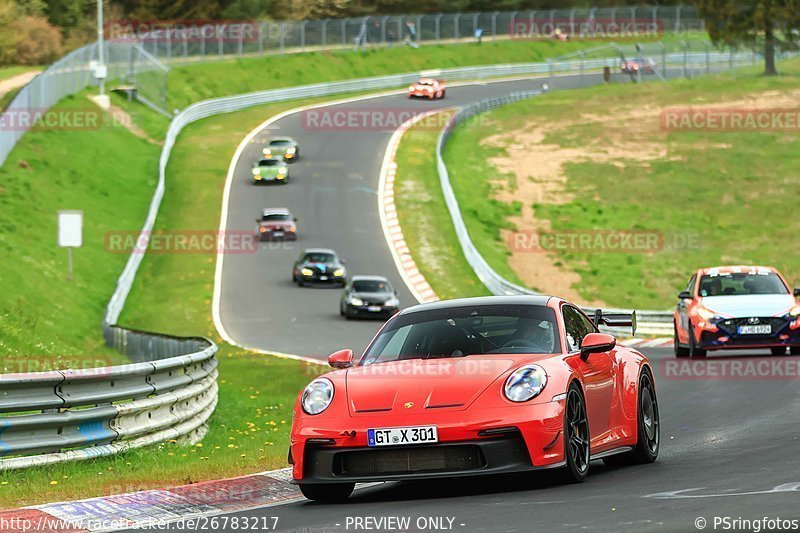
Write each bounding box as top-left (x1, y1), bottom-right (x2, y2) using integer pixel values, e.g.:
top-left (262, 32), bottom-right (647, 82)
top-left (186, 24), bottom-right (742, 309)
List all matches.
top-left (253, 175), bottom-right (287, 184)
top-left (297, 433), bottom-right (556, 484)
top-left (300, 273), bottom-right (345, 285)
top-left (291, 402), bottom-right (572, 482)
top-left (345, 303), bottom-right (398, 318)
top-left (259, 229), bottom-right (297, 241)
top-left (698, 316), bottom-right (800, 350)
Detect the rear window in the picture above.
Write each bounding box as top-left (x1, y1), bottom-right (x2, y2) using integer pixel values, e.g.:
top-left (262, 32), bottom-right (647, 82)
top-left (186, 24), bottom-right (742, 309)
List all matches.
top-left (258, 159), bottom-right (281, 167)
top-left (269, 140), bottom-right (292, 147)
top-left (262, 213), bottom-right (290, 221)
top-left (699, 271), bottom-right (788, 297)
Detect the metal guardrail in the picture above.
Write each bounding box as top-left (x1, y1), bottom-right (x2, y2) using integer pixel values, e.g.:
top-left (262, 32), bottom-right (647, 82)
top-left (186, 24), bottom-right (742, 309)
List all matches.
top-left (0, 336), bottom-right (217, 469)
top-left (433, 50), bottom-right (774, 336)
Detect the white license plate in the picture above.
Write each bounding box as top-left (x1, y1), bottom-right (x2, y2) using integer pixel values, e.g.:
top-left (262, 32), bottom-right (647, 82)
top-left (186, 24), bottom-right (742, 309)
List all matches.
top-left (367, 305), bottom-right (382, 312)
top-left (272, 231), bottom-right (284, 237)
top-left (319, 275), bottom-right (328, 280)
top-left (738, 324), bottom-right (771, 335)
top-left (368, 426), bottom-right (438, 447)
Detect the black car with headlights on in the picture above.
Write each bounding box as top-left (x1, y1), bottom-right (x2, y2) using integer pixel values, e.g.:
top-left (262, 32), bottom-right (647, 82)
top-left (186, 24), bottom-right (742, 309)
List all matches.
top-left (292, 248), bottom-right (346, 287)
top-left (340, 275), bottom-right (400, 319)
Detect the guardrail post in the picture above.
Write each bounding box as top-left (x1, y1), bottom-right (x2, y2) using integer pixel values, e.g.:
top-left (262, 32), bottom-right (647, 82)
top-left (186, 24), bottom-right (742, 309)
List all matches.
top-left (682, 40), bottom-right (688, 78)
top-left (588, 8), bottom-right (597, 37)
top-left (258, 22), bottom-right (264, 53)
top-left (491, 12), bottom-right (499, 40)
top-left (611, 7), bottom-right (617, 27)
top-left (321, 19), bottom-right (327, 47)
top-left (341, 19), bottom-right (346, 46)
top-left (472, 13), bottom-right (479, 37)
top-left (661, 42), bottom-right (667, 78)
top-left (381, 15), bottom-right (389, 45)
top-left (705, 41), bottom-right (711, 74)
top-left (435, 14), bottom-right (442, 42)
top-left (675, 5), bottom-right (682, 33)
top-left (166, 30), bottom-right (172, 62)
top-left (280, 22), bottom-right (285, 53)
top-left (509, 11), bottom-right (517, 38)
top-left (651, 6), bottom-right (658, 35)
top-left (200, 30), bottom-right (205, 57)
top-left (300, 20), bottom-right (307, 50)
top-left (218, 26), bottom-right (223, 57)
top-left (454, 13), bottom-right (460, 39)
top-left (569, 9), bottom-right (576, 36)
top-left (238, 25), bottom-right (244, 56)
top-left (183, 33), bottom-right (188, 60)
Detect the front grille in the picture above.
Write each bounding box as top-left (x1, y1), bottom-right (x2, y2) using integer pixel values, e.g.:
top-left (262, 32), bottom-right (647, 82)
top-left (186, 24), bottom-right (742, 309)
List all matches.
top-left (716, 317), bottom-right (788, 335)
top-left (333, 445), bottom-right (484, 477)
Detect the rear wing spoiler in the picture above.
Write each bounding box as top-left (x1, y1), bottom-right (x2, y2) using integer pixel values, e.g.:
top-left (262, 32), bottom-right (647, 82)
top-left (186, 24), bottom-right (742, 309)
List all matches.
top-left (592, 309), bottom-right (637, 336)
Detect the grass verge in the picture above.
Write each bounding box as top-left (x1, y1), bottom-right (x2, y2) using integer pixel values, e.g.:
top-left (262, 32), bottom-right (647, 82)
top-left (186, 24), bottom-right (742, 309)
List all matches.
top-left (393, 117), bottom-right (490, 300)
top-left (438, 59), bottom-right (800, 309)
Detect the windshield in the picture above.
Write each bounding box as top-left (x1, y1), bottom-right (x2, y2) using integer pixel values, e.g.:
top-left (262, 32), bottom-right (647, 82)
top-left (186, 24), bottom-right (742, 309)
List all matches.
top-left (352, 280), bottom-right (392, 293)
top-left (269, 140), bottom-right (292, 147)
top-left (258, 159), bottom-right (281, 167)
top-left (262, 214), bottom-right (290, 221)
top-left (699, 272), bottom-right (788, 297)
top-left (303, 253), bottom-right (334, 263)
top-left (362, 304), bottom-right (560, 365)
top-left (417, 80), bottom-right (434, 86)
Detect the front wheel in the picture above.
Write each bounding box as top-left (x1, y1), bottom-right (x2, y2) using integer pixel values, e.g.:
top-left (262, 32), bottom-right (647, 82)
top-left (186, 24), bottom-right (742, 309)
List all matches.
top-left (561, 383), bottom-right (589, 483)
top-left (604, 368), bottom-right (660, 466)
top-left (689, 326), bottom-right (706, 358)
top-left (299, 482), bottom-right (355, 503)
top-left (674, 323), bottom-right (689, 358)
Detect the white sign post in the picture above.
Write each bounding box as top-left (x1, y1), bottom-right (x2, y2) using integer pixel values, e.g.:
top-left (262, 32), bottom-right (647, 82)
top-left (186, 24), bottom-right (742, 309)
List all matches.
top-left (58, 210), bottom-right (83, 280)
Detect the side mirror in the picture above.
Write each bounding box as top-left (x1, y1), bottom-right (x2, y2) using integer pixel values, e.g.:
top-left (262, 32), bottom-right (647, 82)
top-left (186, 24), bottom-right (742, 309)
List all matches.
top-left (794, 288), bottom-right (800, 297)
top-left (328, 349), bottom-right (354, 369)
top-left (580, 333), bottom-right (616, 361)
top-left (678, 291), bottom-right (692, 300)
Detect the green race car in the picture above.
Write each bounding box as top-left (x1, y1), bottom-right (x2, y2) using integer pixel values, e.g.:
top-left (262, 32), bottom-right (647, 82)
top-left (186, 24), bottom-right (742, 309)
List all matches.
top-left (252, 157), bottom-right (289, 184)
top-left (262, 136), bottom-right (299, 163)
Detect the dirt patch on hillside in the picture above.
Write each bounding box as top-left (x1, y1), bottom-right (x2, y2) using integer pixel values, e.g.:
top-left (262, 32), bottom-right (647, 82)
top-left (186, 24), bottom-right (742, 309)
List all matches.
top-left (485, 89), bottom-right (800, 304)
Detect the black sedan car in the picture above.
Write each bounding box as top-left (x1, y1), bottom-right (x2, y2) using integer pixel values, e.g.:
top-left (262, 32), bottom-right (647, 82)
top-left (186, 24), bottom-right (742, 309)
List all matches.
top-left (292, 248), bottom-right (347, 287)
top-left (340, 275), bottom-right (400, 319)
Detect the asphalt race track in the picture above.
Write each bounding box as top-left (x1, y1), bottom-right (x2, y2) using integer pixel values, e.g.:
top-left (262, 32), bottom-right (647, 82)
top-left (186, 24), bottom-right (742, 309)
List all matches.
top-left (185, 74), bottom-right (800, 532)
top-left (216, 72), bottom-right (633, 359)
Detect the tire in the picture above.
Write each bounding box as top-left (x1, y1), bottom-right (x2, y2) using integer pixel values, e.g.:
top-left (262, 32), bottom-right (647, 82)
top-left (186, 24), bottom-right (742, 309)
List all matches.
top-left (441, 89), bottom-right (446, 98)
top-left (561, 383), bottom-right (590, 483)
top-left (339, 302), bottom-right (345, 316)
top-left (674, 323), bottom-right (689, 358)
top-left (791, 347), bottom-right (800, 356)
top-left (688, 326), bottom-right (707, 358)
top-left (606, 368), bottom-right (660, 466)
top-left (299, 482), bottom-right (354, 503)
top-left (771, 347), bottom-right (787, 356)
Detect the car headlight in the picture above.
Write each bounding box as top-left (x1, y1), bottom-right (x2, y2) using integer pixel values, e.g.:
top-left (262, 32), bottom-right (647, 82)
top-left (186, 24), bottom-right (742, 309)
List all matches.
top-left (301, 378), bottom-right (334, 415)
top-left (386, 297), bottom-right (400, 307)
top-left (504, 365), bottom-right (547, 402)
top-left (408, 85), bottom-right (415, 91)
top-left (263, 149), bottom-right (271, 156)
top-left (788, 305), bottom-right (800, 317)
top-left (349, 296), bottom-right (364, 306)
top-left (286, 147), bottom-right (296, 154)
top-left (252, 168), bottom-right (260, 176)
top-left (696, 306), bottom-right (720, 320)
top-left (301, 268), bottom-right (313, 276)
top-left (278, 167), bottom-right (287, 174)
top-left (333, 269), bottom-right (344, 277)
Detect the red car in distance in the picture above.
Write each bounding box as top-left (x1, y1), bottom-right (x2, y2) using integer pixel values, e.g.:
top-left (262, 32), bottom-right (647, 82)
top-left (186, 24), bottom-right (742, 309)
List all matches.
top-left (408, 78), bottom-right (446, 99)
top-left (289, 295), bottom-right (658, 502)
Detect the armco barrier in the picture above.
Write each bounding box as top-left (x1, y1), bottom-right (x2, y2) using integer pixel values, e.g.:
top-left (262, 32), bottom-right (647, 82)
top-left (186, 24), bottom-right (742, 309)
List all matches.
top-left (0, 337), bottom-right (217, 469)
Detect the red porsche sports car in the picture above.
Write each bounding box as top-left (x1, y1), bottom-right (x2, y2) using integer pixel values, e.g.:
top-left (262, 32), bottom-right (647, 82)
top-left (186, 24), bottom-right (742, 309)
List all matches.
top-left (408, 78), bottom-right (446, 99)
top-left (289, 295), bottom-right (658, 502)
